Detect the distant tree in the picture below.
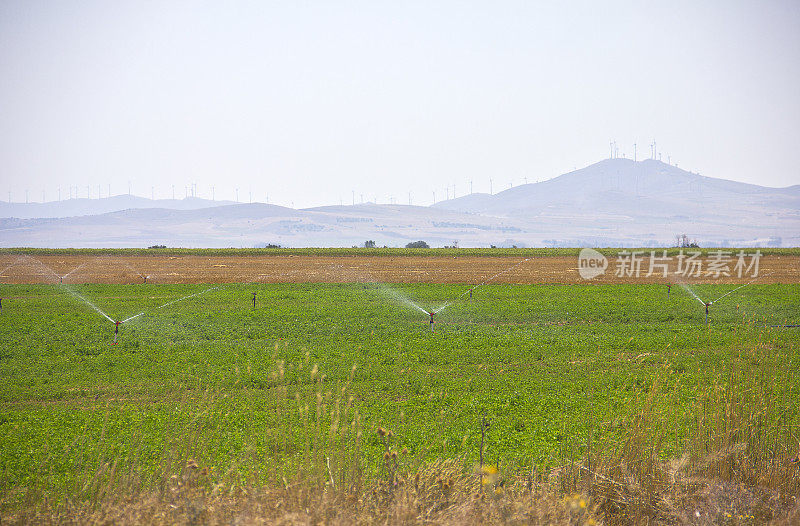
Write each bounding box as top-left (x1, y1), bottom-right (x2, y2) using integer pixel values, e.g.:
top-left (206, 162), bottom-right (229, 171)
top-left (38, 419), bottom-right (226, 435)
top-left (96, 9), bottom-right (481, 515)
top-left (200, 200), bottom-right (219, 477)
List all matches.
top-left (675, 234), bottom-right (699, 248)
top-left (405, 241), bottom-right (430, 249)
top-left (148, 245), bottom-right (167, 249)
top-left (364, 240), bottom-right (376, 248)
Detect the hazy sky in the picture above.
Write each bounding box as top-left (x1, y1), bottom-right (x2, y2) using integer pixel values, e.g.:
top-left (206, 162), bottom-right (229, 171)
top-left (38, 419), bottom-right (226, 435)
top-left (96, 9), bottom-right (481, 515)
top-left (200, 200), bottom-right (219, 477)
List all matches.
top-left (1, 1), bottom-right (799, 208)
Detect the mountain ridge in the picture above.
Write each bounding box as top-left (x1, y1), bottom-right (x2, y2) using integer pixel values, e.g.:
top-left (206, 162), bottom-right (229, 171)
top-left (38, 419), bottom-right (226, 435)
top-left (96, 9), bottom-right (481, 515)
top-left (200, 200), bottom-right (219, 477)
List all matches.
top-left (1, 159), bottom-right (796, 247)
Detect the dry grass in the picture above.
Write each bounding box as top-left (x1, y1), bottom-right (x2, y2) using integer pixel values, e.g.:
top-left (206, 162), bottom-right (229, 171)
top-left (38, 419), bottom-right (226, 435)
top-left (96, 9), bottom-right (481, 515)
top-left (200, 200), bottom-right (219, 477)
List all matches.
top-left (6, 451), bottom-right (798, 525)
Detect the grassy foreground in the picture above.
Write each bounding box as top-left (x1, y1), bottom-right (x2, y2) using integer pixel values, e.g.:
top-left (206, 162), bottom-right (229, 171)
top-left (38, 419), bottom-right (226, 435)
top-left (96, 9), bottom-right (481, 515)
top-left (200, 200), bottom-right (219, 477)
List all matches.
top-left (1, 282), bottom-right (799, 524)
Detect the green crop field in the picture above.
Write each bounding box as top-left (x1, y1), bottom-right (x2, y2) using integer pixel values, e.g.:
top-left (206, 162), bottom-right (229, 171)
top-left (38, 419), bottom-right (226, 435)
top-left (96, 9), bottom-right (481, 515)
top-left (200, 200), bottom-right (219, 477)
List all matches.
top-left (1, 280), bottom-right (798, 515)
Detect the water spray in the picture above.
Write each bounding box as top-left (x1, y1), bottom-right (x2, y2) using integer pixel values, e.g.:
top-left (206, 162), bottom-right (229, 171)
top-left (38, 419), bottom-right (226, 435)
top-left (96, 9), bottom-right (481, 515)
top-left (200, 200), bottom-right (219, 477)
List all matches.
top-left (374, 257), bottom-right (531, 330)
top-left (435, 257), bottom-right (531, 315)
top-left (676, 271), bottom-right (773, 325)
top-left (17, 255), bottom-right (61, 284)
top-left (374, 283), bottom-right (429, 315)
top-left (59, 257), bottom-right (100, 283)
top-left (677, 282), bottom-right (706, 306)
top-left (113, 259), bottom-right (148, 283)
top-left (62, 285), bottom-right (115, 323)
top-left (709, 272), bottom-right (773, 305)
top-left (119, 286), bottom-right (221, 326)
top-left (0, 257), bottom-right (22, 278)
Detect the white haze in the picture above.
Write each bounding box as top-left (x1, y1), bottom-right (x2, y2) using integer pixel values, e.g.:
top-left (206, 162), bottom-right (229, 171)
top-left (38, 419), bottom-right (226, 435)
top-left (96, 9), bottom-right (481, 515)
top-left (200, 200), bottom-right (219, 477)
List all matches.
top-left (1, 1), bottom-right (799, 209)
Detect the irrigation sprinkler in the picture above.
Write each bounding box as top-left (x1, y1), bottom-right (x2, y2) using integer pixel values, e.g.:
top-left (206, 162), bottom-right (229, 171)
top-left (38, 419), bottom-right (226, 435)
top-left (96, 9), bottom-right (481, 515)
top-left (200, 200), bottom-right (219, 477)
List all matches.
top-left (667, 283), bottom-right (671, 299)
top-left (372, 257), bottom-right (530, 332)
top-left (114, 320), bottom-right (121, 344)
top-left (252, 292), bottom-right (257, 308)
top-left (676, 271), bottom-right (774, 325)
top-left (0, 297), bottom-right (3, 311)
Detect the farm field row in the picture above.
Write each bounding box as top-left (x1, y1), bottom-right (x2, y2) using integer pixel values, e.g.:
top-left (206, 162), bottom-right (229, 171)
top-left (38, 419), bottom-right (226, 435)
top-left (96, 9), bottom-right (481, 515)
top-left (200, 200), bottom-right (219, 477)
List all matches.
top-left (1, 280), bottom-right (798, 511)
top-left (4, 247), bottom-right (799, 258)
top-left (1, 252), bottom-right (798, 284)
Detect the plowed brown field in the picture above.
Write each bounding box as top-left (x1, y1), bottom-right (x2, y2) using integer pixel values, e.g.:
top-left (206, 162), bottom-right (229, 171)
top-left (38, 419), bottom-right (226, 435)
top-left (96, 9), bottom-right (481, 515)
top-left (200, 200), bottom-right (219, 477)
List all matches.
top-left (0, 254), bottom-right (797, 284)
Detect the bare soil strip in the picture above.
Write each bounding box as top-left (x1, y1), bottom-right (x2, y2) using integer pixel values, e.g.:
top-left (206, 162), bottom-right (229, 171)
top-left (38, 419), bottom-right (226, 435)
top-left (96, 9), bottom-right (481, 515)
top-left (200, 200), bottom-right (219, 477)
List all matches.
top-left (0, 254), bottom-right (796, 284)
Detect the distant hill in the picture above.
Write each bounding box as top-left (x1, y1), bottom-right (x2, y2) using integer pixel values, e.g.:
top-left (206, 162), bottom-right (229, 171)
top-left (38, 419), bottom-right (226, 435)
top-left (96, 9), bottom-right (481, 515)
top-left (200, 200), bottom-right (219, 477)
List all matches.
top-left (0, 195), bottom-right (236, 219)
top-left (0, 159), bottom-right (797, 247)
top-left (434, 158), bottom-right (800, 217)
